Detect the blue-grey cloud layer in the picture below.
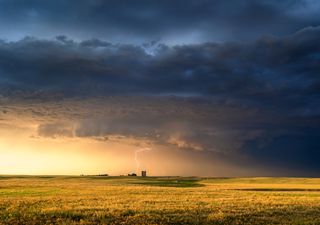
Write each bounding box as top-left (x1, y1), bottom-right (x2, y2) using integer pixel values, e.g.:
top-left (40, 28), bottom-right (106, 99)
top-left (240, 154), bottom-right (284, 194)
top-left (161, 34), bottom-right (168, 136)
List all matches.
top-left (1, 0), bottom-right (320, 43)
top-left (1, 27), bottom-right (319, 106)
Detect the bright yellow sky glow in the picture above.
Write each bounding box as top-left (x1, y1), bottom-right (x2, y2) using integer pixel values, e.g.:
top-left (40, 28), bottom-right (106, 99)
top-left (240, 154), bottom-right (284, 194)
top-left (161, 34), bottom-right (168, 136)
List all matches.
top-left (0, 115), bottom-right (252, 176)
top-left (0, 126), bottom-right (137, 175)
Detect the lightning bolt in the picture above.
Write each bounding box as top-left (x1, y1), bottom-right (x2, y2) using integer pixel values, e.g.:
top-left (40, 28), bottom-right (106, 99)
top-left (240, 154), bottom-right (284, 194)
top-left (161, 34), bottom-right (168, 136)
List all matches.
top-left (134, 147), bottom-right (151, 173)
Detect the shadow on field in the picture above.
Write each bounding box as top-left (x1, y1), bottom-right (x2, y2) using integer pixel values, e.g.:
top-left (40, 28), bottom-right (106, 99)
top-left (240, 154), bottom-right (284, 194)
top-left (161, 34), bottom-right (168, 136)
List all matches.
top-left (0, 175), bottom-right (58, 180)
top-left (132, 178), bottom-right (205, 188)
top-left (214, 206), bottom-right (320, 225)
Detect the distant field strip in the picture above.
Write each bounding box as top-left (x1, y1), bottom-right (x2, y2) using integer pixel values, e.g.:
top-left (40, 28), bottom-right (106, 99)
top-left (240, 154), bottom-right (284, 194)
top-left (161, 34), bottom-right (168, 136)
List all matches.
top-left (235, 188), bottom-right (320, 192)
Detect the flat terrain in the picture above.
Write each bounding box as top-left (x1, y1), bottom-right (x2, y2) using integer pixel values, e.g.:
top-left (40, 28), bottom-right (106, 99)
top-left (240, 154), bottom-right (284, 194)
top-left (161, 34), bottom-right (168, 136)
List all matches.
top-left (0, 176), bottom-right (320, 224)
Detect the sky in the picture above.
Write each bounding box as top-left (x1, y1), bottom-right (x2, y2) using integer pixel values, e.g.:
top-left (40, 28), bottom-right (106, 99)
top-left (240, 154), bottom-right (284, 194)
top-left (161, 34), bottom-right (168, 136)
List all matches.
top-left (0, 0), bottom-right (319, 176)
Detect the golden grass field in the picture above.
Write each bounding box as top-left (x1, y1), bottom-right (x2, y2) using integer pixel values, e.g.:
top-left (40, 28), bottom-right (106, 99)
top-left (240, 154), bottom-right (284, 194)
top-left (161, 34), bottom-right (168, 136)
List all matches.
top-left (0, 176), bottom-right (320, 224)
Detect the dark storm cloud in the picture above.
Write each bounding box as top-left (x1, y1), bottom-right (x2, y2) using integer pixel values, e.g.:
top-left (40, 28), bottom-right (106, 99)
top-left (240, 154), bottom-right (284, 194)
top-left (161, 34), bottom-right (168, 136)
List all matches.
top-left (0, 26), bottom-right (319, 111)
top-left (0, 0), bottom-right (320, 43)
top-left (0, 25), bottom-right (319, 174)
top-left (28, 97), bottom-right (267, 152)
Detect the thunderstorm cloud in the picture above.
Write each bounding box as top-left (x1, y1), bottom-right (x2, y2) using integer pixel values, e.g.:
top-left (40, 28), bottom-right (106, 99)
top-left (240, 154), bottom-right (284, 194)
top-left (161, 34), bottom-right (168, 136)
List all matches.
top-left (0, 0), bottom-right (319, 176)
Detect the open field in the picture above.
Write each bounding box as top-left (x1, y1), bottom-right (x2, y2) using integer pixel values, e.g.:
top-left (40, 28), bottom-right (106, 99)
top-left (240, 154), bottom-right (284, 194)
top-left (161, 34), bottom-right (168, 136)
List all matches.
top-left (0, 176), bottom-right (320, 224)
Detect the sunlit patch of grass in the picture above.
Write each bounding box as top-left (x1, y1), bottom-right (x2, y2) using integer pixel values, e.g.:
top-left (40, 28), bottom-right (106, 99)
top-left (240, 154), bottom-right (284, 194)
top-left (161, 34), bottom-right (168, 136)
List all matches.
top-left (0, 187), bottom-right (61, 197)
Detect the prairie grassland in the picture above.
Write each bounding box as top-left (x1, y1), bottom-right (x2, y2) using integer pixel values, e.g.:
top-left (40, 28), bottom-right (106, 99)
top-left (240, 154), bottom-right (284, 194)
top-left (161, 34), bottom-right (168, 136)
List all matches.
top-left (0, 176), bottom-right (320, 224)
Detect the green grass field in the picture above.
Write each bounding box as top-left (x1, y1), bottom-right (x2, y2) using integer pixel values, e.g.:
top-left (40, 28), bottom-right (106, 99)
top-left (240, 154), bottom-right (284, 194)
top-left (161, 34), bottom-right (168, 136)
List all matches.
top-left (0, 176), bottom-right (320, 224)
